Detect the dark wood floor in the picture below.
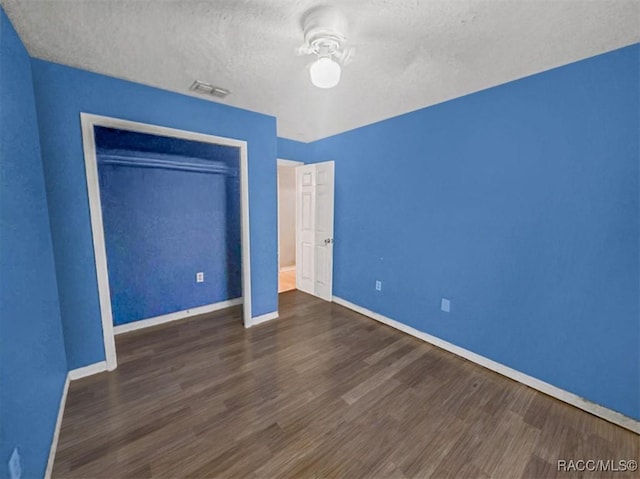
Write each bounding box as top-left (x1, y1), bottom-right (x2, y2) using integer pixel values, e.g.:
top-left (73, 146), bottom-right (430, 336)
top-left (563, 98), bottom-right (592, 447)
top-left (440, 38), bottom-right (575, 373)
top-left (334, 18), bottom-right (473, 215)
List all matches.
top-left (53, 291), bottom-right (638, 478)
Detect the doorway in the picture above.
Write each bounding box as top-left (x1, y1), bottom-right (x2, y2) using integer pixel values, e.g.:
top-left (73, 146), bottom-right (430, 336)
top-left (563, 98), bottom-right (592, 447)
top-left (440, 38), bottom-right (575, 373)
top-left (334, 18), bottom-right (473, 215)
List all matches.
top-left (278, 159), bottom-right (336, 303)
top-left (81, 114), bottom-right (252, 371)
top-left (277, 159), bottom-right (303, 293)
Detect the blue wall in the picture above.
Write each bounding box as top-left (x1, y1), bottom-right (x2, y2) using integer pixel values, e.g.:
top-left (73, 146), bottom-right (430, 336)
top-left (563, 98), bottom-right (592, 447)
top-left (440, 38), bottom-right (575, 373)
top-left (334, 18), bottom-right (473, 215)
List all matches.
top-left (277, 137), bottom-right (312, 163)
top-left (0, 9), bottom-right (68, 479)
top-left (97, 129), bottom-right (241, 325)
top-left (31, 59), bottom-right (278, 370)
top-left (305, 44), bottom-right (640, 420)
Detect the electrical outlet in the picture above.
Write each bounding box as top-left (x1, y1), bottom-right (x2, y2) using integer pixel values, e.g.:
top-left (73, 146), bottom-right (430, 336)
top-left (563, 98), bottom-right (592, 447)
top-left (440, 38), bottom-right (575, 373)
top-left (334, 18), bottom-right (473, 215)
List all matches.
top-left (375, 280), bottom-right (382, 291)
top-left (196, 272), bottom-right (204, 283)
top-left (441, 298), bottom-right (450, 313)
top-left (9, 448), bottom-right (21, 479)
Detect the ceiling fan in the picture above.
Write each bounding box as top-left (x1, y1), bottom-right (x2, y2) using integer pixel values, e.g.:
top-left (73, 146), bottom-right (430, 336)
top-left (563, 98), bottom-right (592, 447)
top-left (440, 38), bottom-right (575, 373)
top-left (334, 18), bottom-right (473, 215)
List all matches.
top-left (297, 5), bottom-right (354, 89)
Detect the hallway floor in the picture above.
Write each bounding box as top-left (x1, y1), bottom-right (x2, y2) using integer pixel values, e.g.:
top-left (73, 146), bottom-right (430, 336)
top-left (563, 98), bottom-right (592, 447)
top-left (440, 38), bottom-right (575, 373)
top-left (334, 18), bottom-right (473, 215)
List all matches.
top-left (278, 267), bottom-right (296, 293)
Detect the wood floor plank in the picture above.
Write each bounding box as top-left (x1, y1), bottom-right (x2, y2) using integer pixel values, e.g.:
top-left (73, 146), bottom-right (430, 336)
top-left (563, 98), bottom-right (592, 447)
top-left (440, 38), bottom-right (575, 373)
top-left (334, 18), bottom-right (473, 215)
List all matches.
top-left (52, 290), bottom-right (639, 478)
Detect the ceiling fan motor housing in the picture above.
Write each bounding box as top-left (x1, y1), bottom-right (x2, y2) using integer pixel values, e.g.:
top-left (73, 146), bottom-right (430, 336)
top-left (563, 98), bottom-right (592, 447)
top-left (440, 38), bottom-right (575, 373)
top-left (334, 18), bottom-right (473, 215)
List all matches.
top-left (302, 6), bottom-right (348, 57)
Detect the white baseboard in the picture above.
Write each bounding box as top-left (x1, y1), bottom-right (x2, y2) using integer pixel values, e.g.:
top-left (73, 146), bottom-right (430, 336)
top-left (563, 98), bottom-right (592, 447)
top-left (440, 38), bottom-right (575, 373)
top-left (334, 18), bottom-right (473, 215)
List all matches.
top-left (332, 296), bottom-right (640, 435)
top-left (68, 361), bottom-right (107, 380)
top-left (245, 311), bottom-right (279, 328)
top-left (113, 298), bottom-right (243, 335)
top-left (45, 375), bottom-right (69, 479)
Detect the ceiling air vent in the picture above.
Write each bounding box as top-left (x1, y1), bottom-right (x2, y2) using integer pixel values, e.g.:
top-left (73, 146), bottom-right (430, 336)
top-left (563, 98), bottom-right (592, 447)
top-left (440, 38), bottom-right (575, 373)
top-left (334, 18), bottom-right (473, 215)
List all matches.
top-left (189, 80), bottom-right (231, 98)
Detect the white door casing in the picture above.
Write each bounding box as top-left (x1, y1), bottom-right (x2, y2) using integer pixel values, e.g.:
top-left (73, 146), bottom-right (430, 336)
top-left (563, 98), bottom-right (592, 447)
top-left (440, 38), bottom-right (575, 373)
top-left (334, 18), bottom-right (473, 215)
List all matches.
top-left (296, 161), bottom-right (334, 301)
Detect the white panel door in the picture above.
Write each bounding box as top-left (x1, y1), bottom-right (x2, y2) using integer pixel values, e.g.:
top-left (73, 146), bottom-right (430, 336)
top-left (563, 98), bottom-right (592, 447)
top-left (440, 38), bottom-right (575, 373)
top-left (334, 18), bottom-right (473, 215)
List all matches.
top-left (296, 165), bottom-right (316, 295)
top-left (295, 161), bottom-right (335, 301)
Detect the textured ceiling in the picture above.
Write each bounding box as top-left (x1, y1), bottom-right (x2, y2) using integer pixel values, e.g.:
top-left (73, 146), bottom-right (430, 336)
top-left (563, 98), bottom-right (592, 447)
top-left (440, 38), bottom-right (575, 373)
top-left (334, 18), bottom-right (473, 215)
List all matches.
top-left (3, 0), bottom-right (639, 142)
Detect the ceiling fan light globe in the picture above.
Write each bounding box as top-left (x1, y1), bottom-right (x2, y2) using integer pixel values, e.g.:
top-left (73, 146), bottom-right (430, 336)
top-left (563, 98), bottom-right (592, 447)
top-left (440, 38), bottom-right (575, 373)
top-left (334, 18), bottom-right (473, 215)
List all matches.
top-left (310, 57), bottom-right (341, 89)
